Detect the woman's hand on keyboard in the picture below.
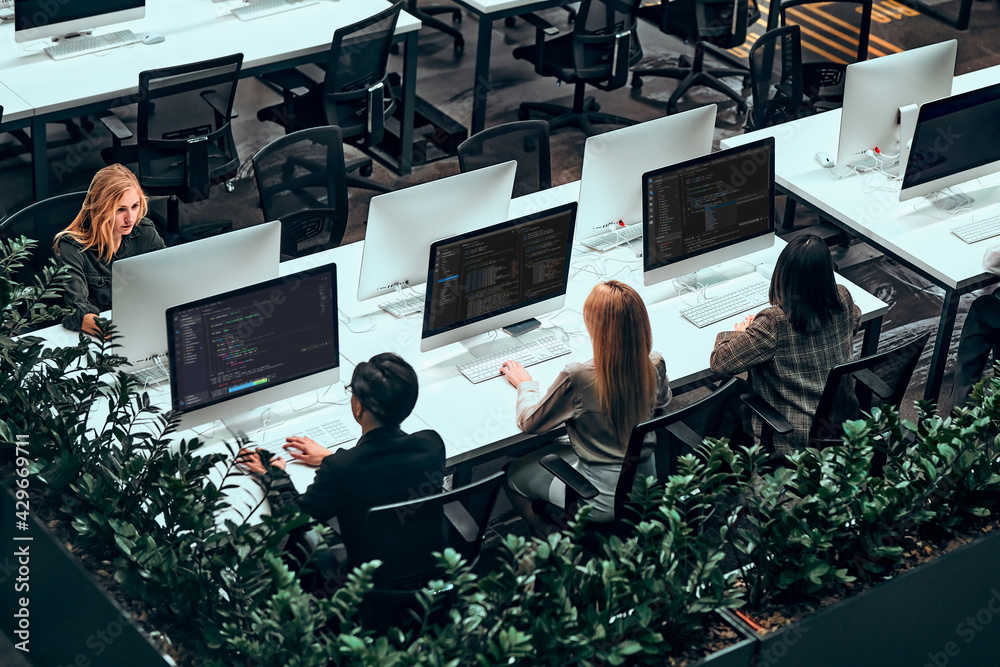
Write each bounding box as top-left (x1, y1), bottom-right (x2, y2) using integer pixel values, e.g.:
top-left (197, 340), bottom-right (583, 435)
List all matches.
top-left (236, 447), bottom-right (285, 474)
top-left (500, 361), bottom-right (533, 388)
top-left (284, 436), bottom-right (333, 467)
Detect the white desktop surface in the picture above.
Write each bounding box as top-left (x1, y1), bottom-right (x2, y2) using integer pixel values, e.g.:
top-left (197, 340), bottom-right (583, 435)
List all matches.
top-left (721, 65), bottom-right (1000, 292)
top-left (0, 81), bottom-right (31, 123)
top-left (0, 0), bottom-right (419, 116)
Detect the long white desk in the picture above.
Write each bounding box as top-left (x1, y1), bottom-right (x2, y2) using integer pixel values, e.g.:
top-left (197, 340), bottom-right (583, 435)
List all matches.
top-left (0, 0), bottom-right (421, 199)
top-left (0, 82), bottom-right (31, 123)
top-left (721, 65), bottom-right (1000, 401)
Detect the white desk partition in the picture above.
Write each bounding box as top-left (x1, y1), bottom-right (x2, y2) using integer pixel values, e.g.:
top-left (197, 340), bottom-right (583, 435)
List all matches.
top-left (721, 65), bottom-right (1000, 401)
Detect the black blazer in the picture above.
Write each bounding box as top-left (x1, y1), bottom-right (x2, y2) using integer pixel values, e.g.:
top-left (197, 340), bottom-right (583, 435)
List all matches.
top-left (268, 426), bottom-right (446, 563)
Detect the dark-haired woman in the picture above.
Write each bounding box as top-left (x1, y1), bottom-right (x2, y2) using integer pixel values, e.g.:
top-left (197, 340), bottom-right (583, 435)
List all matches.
top-left (710, 235), bottom-right (860, 455)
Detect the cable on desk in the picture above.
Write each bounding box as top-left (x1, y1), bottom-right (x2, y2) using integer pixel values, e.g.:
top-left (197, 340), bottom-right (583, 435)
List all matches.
top-left (338, 308), bottom-right (377, 333)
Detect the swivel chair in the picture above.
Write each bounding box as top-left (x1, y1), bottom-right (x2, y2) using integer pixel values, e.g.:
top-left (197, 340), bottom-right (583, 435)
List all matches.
top-left (256, 0), bottom-right (403, 194)
top-left (0, 191), bottom-right (88, 283)
top-left (405, 0), bottom-right (464, 52)
top-left (457, 121), bottom-right (551, 197)
top-left (512, 0), bottom-right (644, 136)
top-left (746, 25), bottom-right (805, 131)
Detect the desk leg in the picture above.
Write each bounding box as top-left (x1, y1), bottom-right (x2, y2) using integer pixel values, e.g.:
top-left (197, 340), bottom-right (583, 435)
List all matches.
top-left (399, 30), bottom-right (418, 176)
top-left (861, 316), bottom-right (882, 358)
top-left (471, 15), bottom-right (494, 135)
top-left (31, 117), bottom-right (48, 202)
top-left (925, 288), bottom-right (960, 402)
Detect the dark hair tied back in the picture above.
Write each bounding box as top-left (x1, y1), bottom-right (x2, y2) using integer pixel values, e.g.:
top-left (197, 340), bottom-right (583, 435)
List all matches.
top-left (769, 234), bottom-right (844, 332)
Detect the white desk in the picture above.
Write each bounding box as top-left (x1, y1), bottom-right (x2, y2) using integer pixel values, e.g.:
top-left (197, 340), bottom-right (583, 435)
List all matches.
top-left (0, 81), bottom-right (31, 124)
top-left (721, 65), bottom-right (1000, 401)
top-left (0, 0), bottom-right (421, 199)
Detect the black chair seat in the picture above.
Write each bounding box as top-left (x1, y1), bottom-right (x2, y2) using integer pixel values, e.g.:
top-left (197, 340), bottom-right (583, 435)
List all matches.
top-left (513, 34), bottom-right (586, 85)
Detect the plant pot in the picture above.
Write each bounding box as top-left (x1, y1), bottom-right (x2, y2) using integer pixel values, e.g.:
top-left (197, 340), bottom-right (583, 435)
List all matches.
top-left (732, 529), bottom-right (1000, 667)
top-left (690, 609), bottom-right (758, 667)
top-left (0, 485), bottom-right (174, 666)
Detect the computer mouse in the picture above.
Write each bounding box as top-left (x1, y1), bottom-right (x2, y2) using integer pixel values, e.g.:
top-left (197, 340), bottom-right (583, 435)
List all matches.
top-left (141, 32), bottom-right (165, 45)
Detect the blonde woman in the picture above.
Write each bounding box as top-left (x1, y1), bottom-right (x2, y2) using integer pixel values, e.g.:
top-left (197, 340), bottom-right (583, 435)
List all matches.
top-left (501, 280), bottom-right (671, 523)
top-left (54, 164), bottom-right (164, 335)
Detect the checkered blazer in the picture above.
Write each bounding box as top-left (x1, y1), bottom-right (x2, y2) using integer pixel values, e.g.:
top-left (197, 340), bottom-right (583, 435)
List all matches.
top-left (710, 285), bottom-right (861, 456)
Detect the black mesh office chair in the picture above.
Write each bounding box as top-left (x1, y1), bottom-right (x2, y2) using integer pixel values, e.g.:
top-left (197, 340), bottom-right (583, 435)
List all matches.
top-left (353, 472), bottom-right (505, 632)
top-left (99, 54), bottom-right (243, 242)
top-left (256, 0), bottom-right (402, 194)
top-left (251, 127), bottom-right (350, 260)
top-left (0, 191), bottom-right (88, 282)
top-left (768, 0), bottom-right (872, 112)
top-left (505, 377), bottom-right (791, 538)
top-left (405, 0), bottom-right (464, 52)
top-left (457, 121), bottom-right (551, 198)
top-left (512, 0), bottom-right (644, 136)
top-left (632, 0), bottom-right (755, 114)
top-left (746, 25), bottom-right (805, 132)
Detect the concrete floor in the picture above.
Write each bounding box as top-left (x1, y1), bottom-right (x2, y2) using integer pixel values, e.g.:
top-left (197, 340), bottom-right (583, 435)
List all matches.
top-left (3, 2), bottom-right (1000, 664)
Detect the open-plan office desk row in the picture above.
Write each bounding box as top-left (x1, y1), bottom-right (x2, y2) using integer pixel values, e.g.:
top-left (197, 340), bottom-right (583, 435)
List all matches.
top-left (722, 64), bottom-right (1000, 402)
top-left (29, 180), bottom-right (889, 493)
top-left (0, 0), bottom-right (421, 201)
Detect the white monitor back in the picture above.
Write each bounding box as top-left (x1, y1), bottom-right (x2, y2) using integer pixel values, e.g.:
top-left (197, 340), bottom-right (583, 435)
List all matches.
top-left (112, 221), bottom-right (282, 366)
top-left (14, 0), bottom-right (145, 43)
top-left (357, 161), bottom-right (516, 301)
top-left (837, 40), bottom-right (957, 167)
top-left (576, 106), bottom-right (716, 240)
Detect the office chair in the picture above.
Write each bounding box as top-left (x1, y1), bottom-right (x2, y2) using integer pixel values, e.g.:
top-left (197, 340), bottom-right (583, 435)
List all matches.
top-left (98, 54), bottom-right (243, 243)
top-left (457, 121), bottom-right (551, 198)
top-left (511, 0), bottom-right (644, 136)
top-left (352, 471), bottom-right (506, 632)
top-left (631, 0), bottom-right (756, 114)
top-left (251, 127), bottom-right (350, 260)
top-left (505, 377), bottom-right (791, 539)
top-left (256, 0), bottom-right (403, 195)
top-left (405, 0), bottom-right (464, 52)
top-left (746, 25), bottom-right (804, 132)
top-left (768, 0), bottom-right (872, 112)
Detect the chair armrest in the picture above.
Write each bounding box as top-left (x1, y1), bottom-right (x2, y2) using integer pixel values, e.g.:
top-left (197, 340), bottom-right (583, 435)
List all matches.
top-left (260, 68), bottom-right (317, 98)
top-left (97, 110), bottom-right (132, 143)
top-left (522, 11), bottom-right (559, 35)
top-left (200, 90), bottom-right (238, 121)
top-left (606, 30), bottom-right (632, 90)
top-left (852, 369), bottom-right (894, 400)
top-left (540, 453), bottom-right (599, 501)
top-left (184, 136), bottom-right (210, 202)
top-left (740, 390), bottom-right (793, 435)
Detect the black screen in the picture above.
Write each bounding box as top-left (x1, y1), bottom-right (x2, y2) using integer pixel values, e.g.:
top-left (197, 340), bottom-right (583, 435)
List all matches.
top-left (168, 266), bottom-right (339, 413)
top-left (422, 204), bottom-right (576, 338)
top-left (643, 140), bottom-right (774, 272)
top-left (15, 0), bottom-right (144, 31)
top-left (902, 83), bottom-right (1000, 190)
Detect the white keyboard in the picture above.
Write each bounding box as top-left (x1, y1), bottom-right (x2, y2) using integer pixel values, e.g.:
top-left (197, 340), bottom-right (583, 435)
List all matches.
top-left (951, 214), bottom-right (1000, 244)
top-left (680, 281), bottom-right (770, 329)
top-left (255, 417), bottom-right (355, 460)
top-left (232, 0), bottom-right (319, 21)
top-left (457, 333), bottom-right (572, 384)
top-left (45, 30), bottom-right (140, 60)
top-left (580, 223), bottom-right (643, 251)
top-left (379, 296), bottom-right (423, 318)
top-left (129, 363), bottom-right (170, 386)
top-left (0, 4), bottom-right (12, 22)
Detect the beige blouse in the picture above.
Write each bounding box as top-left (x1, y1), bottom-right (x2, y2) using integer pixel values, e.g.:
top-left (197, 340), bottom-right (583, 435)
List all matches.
top-left (514, 353), bottom-right (672, 464)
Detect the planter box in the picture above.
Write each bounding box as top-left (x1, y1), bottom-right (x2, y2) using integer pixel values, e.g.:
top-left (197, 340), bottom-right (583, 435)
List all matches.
top-left (0, 485), bottom-right (174, 666)
top-left (735, 529), bottom-right (1000, 667)
top-left (691, 609), bottom-right (757, 667)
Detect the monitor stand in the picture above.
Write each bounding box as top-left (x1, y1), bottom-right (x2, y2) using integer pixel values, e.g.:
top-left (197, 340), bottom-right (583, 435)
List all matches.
top-left (927, 190), bottom-right (975, 212)
top-left (502, 319), bottom-right (541, 336)
top-left (675, 267), bottom-right (728, 291)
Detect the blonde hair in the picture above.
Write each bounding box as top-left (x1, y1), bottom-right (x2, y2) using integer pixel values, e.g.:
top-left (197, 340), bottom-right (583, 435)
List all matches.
top-left (54, 164), bottom-right (148, 263)
top-left (583, 280), bottom-right (658, 451)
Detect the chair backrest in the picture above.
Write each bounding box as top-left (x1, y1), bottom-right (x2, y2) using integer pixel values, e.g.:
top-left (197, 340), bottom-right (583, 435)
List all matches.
top-left (323, 0), bottom-right (402, 144)
top-left (572, 0), bottom-right (644, 88)
top-left (748, 25), bottom-right (804, 131)
top-left (808, 331), bottom-right (931, 448)
top-left (137, 53), bottom-right (244, 198)
top-left (695, 0), bottom-right (750, 47)
top-left (251, 126), bottom-right (350, 258)
top-left (356, 471), bottom-right (505, 590)
top-left (457, 121), bottom-right (551, 198)
top-left (0, 191), bottom-right (88, 279)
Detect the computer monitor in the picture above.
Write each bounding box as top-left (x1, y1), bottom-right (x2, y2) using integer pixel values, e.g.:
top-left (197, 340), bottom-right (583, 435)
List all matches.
top-left (837, 40), bottom-right (957, 169)
top-left (643, 138), bottom-right (775, 287)
top-left (14, 0), bottom-right (145, 43)
top-left (112, 221), bottom-right (282, 368)
top-left (357, 161), bottom-right (517, 301)
top-left (899, 82), bottom-right (1000, 207)
top-left (575, 105), bottom-right (716, 241)
top-left (167, 264), bottom-right (340, 434)
top-left (420, 202), bottom-right (577, 352)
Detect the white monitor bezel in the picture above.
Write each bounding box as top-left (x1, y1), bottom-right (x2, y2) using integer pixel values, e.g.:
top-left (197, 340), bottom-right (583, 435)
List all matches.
top-left (575, 105), bottom-right (716, 241)
top-left (642, 137), bottom-right (776, 287)
top-left (111, 221), bottom-right (282, 366)
top-left (14, 0), bottom-right (145, 43)
top-left (166, 263), bottom-right (340, 433)
top-left (357, 161), bottom-right (516, 301)
top-left (837, 40), bottom-right (957, 168)
top-left (419, 202), bottom-right (577, 352)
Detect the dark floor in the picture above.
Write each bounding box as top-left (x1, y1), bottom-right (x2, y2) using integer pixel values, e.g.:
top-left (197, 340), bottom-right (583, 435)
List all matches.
top-left (4, 2), bottom-right (1000, 663)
